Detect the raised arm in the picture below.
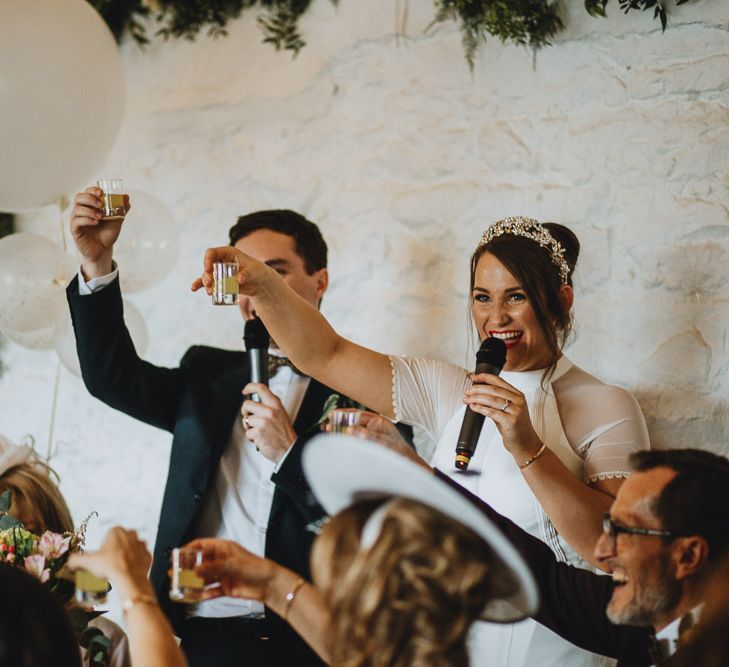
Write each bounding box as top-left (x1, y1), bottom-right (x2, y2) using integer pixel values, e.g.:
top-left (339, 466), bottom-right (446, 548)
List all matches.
top-left (186, 538), bottom-right (332, 663)
top-left (193, 246), bottom-right (395, 418)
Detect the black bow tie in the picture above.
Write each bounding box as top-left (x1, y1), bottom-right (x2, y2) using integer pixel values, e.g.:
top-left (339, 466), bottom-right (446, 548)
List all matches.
top-left (267, 355), bottom-right (304, 377)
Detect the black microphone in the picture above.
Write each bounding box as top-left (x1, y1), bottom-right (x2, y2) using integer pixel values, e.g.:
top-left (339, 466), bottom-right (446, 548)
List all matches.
top-left (455, 337), bottom-right (507, 471)
top-left (243, 317), bottom-right (270, 403)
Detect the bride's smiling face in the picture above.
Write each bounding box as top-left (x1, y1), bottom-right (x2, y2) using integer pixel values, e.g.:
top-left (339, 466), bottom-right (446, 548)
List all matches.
top-left (471, 252), bottom-right (553, 372)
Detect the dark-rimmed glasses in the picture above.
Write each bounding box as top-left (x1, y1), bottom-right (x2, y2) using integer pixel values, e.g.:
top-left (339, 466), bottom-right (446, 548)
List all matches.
top-left (602, 513), bottom-right (676, 551)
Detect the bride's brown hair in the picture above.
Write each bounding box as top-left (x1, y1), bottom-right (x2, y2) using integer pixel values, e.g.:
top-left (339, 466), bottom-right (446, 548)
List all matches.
top-left (311, 498), bottom-right (510, 667)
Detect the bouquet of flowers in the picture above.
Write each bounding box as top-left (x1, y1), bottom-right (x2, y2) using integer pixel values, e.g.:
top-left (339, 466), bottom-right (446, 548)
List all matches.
top-left (0, 489), bottom-right (111, 665)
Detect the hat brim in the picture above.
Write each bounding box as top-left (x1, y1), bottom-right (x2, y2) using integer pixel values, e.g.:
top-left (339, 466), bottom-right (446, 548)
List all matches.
top-left (302, 434), bottom-right (539, 623)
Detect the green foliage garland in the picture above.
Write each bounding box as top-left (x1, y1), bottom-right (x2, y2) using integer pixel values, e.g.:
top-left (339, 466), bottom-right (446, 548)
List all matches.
top-left (585, 0), bottom-right (692, 31)
top-left (92, 0), bottom-right (695, 64)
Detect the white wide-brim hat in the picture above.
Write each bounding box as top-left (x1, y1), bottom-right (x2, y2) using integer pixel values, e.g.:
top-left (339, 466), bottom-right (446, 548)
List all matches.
top-left (302, 434), bottom-right (539, 623)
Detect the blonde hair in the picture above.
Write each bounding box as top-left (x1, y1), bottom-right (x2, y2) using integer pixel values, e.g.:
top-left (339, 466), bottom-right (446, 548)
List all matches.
top-left (311, 498), bottom-right (507, 667)
top-left (0, 461), bottom-right (74, 534)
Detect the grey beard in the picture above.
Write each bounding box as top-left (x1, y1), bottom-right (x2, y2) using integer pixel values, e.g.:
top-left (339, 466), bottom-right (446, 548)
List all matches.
top-left (606, 581), bottom-right (682, 627)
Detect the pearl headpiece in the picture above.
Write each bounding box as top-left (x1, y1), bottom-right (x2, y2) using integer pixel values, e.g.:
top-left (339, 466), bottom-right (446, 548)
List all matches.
top-left (479, 216), bottom-right (571, 285)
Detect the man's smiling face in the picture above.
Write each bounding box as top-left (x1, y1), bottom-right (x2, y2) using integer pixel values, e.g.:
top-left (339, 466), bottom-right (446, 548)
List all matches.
top-left (594, 466), bottom-right (683, 628)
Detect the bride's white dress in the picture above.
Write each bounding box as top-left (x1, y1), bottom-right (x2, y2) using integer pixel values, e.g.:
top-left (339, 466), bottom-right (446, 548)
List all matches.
top-left (390, 354), bottom-right (650, 666)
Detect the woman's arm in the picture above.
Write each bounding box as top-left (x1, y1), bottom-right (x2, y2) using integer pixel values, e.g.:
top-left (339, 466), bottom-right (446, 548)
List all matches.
top-left (463, 373), bottom-right (637, 569)
top-left (192, 246), bottom-right (394, 418)
top-left (68, 528), bottom-right (187, 667)
top-left (186, 538), bottom-right (332, 663)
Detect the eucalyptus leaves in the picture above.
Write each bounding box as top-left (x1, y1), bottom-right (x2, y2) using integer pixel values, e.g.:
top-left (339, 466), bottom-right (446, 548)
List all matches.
top-left (91, 0), bottom-right (694, 67)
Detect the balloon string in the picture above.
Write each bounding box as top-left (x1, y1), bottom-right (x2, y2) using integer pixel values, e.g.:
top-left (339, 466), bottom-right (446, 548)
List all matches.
top-left (58, 195), bottom-right (68, 253)
top-left (47, 360), bottom-right (61, 462)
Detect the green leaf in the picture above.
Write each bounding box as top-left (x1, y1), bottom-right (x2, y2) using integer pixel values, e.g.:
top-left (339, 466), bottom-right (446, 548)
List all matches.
top-left (0, 489), bottom-right (11, 514)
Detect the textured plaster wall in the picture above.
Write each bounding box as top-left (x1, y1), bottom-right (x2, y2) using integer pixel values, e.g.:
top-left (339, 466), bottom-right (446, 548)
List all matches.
top-left (1, 1), bottom-right (728, 617)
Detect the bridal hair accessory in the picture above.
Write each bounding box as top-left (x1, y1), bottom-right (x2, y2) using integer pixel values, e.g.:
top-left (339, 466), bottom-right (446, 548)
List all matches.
top-left (480, 216), bottom-right (570, 285)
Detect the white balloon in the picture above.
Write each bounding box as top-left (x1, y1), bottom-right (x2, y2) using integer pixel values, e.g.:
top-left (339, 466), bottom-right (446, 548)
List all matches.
top-left (0, 233), bottom-right (76, 332)
top-left (113, 190), bottom-right (180, 293)
top-left (1, 322), bottom-right (56, 350)
top-left (55, 300), bottom-right (148, 378)
top-left (0, 0), bottom-right (125, 211)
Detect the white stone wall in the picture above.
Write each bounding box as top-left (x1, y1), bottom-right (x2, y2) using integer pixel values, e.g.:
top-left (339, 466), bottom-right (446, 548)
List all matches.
top-left (1, 0), bottom-right (728, 618)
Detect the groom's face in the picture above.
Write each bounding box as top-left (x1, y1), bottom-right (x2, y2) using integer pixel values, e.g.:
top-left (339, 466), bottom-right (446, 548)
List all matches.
top-left (234, 228), bottom-right (329, 324)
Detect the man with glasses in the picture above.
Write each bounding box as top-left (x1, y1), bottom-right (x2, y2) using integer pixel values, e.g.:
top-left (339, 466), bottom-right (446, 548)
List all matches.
top-left (350, 425), bottom-right (728, 665)
top-left (439, 447), bottom-right (729, 665)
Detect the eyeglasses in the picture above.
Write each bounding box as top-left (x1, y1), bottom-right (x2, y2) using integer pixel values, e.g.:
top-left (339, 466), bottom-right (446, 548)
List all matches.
top-left (602, 513), bottom-right (676, 551)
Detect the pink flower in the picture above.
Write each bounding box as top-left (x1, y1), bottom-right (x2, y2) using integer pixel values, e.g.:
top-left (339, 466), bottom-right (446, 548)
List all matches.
top-left (38, 531), bottom-right (71, 560)
top-left (24, 554), bottom-right (50, 583)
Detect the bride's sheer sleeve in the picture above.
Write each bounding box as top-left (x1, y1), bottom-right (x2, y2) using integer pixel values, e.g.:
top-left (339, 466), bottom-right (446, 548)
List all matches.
top-left (389, 355), bottom-right (470, 447)
top-left (555, 367), bottom-right (650, 485)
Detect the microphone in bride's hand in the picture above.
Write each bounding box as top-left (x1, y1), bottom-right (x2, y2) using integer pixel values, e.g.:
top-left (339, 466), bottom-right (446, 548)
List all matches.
top-left (455, 337), bottom-right (507, 471)
top-left (244, 317), bottom-right (270, 403)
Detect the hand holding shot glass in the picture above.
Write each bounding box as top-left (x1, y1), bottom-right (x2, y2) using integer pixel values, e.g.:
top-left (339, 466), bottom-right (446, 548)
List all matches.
top-left (212, 261), bottom-right (239, 305)
top-left (97, 179), bottom-right (128, 221)
top-left (67, 527), bottom-right (154, 608)
top-left (169, 547), bottom-right (208, 602)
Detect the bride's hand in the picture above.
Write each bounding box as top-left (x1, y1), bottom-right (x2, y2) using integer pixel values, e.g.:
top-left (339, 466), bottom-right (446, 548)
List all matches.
top-left (463, 374), bottom-right (543, 461)
top-left (190, 246), bottom-right (271, 296)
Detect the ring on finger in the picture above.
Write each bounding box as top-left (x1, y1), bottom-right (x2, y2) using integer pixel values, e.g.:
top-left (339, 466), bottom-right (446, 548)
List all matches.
top-left (501, 399), bottom-right (510, 412)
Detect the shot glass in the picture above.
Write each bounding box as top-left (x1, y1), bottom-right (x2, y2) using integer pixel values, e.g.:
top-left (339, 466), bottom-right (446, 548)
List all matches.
top-left (212, 262), bottom-right (239, 306)
top-left (96, 179), bottom-right (126, 221)
top-left (327, 408), bottom-right (363, 434)
top-left (75, 570), bottom-right (110, 606)
top-left (169, 548), bottom-right (205, 603)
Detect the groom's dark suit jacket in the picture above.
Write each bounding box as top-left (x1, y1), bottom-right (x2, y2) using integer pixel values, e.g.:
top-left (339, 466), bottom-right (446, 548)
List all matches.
top-left (67, 276), bottom-right (348, 665)
top-left (436, 471), bottom-right (656, 667)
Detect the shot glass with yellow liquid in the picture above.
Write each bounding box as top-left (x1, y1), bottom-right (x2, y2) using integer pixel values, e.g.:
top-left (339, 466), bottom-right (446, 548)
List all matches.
top-left (75, 570), bottom-right (111, 606)
top-left (169, 548), bottom-right (206, 603)
top-left (212, 261), bottom-right (239, 306)
top-left (97, 178), bottom-right (127, 221)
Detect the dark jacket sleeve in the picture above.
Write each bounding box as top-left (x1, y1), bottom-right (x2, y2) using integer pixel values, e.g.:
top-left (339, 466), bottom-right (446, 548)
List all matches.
top-left (67, 275), bottom-right (184, 432)
top-left (434, 469), bottom-right (651, 665)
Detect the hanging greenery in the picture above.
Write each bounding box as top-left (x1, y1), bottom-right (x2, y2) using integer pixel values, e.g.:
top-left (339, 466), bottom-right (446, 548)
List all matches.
top-left (428, 1), bottom-right (563, 69)
top-left (90, 0), bottom-right (339, 56)
top-left (90, 0), bottom-right (694, 66)
top-left (585, 0), bottom-right (692, 32)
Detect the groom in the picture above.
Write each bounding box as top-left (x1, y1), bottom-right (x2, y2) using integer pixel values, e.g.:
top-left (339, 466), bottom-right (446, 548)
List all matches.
top-left (66, 192), bottom-right (376, 666)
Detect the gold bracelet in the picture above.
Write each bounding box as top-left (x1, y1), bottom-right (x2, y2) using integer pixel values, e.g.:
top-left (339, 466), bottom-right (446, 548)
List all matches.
top-left (518, 442), bottom-right (547, 469)
top-left (122, 593), bottom-right (159, 614)
top-left (283, 578), bottom-right (306, 622)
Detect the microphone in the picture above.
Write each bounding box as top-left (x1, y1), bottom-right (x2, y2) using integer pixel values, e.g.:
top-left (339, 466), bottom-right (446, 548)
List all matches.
top-left (455, 337), bottom-right (507, 471)
top-left (243, 317), bottom-right (270, 403)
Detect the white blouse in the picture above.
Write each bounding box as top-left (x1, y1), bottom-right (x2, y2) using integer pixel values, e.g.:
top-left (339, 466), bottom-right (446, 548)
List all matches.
top-left (390, 354), bottom-right (650, 666)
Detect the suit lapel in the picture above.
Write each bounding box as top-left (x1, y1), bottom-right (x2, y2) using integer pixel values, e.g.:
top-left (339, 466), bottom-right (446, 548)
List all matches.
top-left (210, 363), bottom-right (249, 463)
top-left (269, 379), bottom-right (333, 521)
top-left (293, 379), bottom-right (334, 436)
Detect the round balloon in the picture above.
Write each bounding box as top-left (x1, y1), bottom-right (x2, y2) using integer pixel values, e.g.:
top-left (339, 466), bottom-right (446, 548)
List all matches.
top-left (0, 233), bottom-right (77, 332)
top-left (55, 299), bottom-right (148, 377)
top-left (0, 0), bottom-right (125, 211)
top-left (113, 190), bottom-right (180, 293)
top-left (1, 322), bottom-right (56, 350)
